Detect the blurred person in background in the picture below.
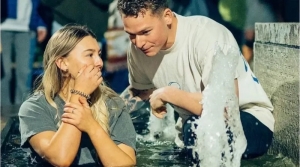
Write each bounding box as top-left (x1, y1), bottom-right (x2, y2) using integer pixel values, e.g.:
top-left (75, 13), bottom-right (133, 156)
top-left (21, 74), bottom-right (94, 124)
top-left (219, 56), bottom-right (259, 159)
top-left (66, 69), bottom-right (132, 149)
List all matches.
top-left (168, 0), bottom-right (208, 17)
top-left (41, 0), bottom-right (112, 50)
top-left (242, 0), bottom-right (277, 66)
top-left (1, 45), bottom-right (3, 80)
top-left (1, 0), bottom-right (47, 108)
top-left (275, 0), bottom-right (299, 22)
top-left (0, 0), bottom-right (6, 79)
top-left (204, 0), bottom-right (225, 24)
top-left (243, 0), bottom-right (299, 67)
top-left (218, 0), bottom-right (246, 48)
top-left (103, 0), bottom-right (130, 94)
top-left (169, 0), bottom-right (246, 49)
top-left (1, 0), bottom-right (8, 22)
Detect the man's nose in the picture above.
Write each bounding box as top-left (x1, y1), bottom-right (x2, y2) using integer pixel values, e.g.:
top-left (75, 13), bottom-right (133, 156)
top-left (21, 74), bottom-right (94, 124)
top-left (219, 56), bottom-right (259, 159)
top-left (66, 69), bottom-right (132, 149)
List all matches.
top-left (135, 35), bottom-right (145, 49)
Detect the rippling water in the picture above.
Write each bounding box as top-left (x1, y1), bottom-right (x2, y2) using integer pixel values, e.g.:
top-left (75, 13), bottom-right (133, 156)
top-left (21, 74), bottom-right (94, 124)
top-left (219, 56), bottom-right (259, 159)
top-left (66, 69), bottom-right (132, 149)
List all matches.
top-left (1, 120), bottom-right (297, 167)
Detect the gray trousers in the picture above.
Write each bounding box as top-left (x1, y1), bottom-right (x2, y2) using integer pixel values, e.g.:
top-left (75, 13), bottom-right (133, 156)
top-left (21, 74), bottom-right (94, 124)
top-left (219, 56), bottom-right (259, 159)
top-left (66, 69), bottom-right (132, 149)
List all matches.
top-left (1, 31), bottom-right (34, 106)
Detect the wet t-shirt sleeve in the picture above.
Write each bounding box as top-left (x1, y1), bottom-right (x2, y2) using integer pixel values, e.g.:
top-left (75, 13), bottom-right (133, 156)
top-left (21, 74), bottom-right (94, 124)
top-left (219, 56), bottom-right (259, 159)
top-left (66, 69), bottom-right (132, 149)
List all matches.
top-left (18, 95), bottom-right (57, 152)
top-left (108, 97), bottom-right (136, 151)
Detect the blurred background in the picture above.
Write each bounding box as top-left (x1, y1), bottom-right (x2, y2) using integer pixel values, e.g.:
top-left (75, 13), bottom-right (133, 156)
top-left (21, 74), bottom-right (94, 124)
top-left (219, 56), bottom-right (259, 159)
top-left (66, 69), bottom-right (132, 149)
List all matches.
top-left (0, 0), bottom-right (299, 109)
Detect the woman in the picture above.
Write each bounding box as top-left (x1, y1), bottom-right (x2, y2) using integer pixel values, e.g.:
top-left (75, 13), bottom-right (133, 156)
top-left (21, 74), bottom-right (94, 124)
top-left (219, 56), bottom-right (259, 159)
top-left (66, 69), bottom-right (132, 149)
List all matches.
top-left (18, 25), bottom-right (136, 167)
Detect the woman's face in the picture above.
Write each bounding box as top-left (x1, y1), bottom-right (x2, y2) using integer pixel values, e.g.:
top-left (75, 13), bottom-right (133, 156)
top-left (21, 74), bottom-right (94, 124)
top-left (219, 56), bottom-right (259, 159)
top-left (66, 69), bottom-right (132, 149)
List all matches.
top-left (63, 36), bottom-right (103, 78)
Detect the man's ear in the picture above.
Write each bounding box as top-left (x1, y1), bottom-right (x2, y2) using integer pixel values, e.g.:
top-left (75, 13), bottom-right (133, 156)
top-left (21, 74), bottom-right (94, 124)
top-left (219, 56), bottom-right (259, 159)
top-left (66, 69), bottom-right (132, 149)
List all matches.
top-left (55, 58), bottom-right (67, 71)
top-left (163, 8), bottom-right (173, 25)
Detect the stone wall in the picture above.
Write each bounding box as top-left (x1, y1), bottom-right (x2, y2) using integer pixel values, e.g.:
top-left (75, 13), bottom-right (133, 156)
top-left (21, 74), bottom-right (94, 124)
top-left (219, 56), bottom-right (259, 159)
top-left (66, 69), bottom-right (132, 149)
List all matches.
top-left (254, 23), bottom-right (299, 165)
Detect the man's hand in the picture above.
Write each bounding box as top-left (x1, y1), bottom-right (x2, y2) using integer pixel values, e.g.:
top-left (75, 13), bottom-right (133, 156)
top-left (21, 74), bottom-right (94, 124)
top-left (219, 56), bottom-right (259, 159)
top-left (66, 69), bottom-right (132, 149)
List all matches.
top-left (120, 86), bottom-right (155, 113)
top-left (149, 88), bottom-right (168, 118)
top-left (150, 106), bottom-right (167, 119)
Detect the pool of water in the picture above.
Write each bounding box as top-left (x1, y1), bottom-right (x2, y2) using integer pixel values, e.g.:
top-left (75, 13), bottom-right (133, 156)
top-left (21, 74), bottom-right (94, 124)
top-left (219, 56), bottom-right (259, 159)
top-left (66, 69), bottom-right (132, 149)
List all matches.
top-left (1, 118), bottom-right (297, 167)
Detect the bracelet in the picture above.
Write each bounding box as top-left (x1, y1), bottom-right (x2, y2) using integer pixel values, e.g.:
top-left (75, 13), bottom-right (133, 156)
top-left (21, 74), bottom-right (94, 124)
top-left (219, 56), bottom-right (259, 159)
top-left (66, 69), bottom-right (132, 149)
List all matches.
top-left (70, 89), bottom-right (91, 99)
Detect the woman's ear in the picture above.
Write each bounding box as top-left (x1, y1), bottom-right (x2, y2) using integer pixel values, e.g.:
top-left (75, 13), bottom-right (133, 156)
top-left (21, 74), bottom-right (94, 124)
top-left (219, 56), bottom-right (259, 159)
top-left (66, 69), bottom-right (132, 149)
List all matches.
top-left (56, 58), bottom-right (70, 78)
top-left (55, 58), bottom-right (67, 71)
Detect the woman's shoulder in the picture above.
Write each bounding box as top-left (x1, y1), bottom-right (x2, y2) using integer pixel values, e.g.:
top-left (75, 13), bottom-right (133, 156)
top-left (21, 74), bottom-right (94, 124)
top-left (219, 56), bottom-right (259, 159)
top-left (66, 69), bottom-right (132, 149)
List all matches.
top-left (19, 92), bottom-right (50, 115)
top-left (19, 93), bottom-right (41, 116)
top-left (105, 96), bottom-right (131, 121)
top-left (106, 96), bottom-right (126, 112)
top-left (21, 92), bottom-right (47, 106)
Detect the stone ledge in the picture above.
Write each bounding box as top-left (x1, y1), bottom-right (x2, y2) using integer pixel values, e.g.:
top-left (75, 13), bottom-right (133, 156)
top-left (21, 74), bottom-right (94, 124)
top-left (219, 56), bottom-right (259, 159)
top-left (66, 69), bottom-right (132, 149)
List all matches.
top-left (254, 23), bottom-right (300, 165)
top-left (255, 23), bottom-right (300, 47)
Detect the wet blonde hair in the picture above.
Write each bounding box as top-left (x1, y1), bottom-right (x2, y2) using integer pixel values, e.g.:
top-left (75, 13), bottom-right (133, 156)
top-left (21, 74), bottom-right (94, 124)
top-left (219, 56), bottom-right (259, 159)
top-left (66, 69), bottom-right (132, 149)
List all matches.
top-left (35, 25), bottom-right (117, 133)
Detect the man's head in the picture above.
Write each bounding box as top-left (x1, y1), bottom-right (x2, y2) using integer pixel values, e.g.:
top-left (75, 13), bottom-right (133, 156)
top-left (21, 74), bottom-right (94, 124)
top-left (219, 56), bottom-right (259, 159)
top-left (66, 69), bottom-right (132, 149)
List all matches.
top-left (117, 0), bottom-right (168, 17)
top-left (117, 0), bottom-right (176, 56)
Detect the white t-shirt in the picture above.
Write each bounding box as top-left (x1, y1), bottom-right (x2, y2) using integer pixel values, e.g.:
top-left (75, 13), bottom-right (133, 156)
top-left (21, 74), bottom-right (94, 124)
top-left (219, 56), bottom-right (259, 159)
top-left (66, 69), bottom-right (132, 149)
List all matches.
top-left (128, 14), bottom-right (274, 132)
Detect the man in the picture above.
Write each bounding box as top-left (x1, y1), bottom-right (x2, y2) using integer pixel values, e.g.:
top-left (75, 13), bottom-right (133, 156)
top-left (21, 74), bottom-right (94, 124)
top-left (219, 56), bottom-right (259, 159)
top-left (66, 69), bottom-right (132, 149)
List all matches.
top-left (117, 0), bottom-right (274, 160)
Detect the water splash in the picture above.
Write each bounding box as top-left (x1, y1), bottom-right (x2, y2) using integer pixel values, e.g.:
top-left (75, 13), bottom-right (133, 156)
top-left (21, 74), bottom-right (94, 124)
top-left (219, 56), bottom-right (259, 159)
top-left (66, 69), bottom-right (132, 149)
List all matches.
top-left (192, 45), bottom-right (247, 167)
top-left (138, 103), bottom-right (177, 142)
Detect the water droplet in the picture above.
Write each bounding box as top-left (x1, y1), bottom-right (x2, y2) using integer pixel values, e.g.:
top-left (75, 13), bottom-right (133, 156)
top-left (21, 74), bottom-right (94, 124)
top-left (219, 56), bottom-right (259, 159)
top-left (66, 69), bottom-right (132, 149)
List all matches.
top-left (168, 155), bottom-right (174, 160)
top-left (255, 122), bottom-right (258, 125)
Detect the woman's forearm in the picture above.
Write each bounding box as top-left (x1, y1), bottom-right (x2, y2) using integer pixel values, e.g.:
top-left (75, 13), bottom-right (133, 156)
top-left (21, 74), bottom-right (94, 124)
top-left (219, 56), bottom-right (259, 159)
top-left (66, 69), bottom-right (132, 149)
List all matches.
top-left (42, 94), bottom-right (83, 166)
top-left (88, 123), bottom-right (136, 167)
top-left (43, 124), bottom-right (81, 166)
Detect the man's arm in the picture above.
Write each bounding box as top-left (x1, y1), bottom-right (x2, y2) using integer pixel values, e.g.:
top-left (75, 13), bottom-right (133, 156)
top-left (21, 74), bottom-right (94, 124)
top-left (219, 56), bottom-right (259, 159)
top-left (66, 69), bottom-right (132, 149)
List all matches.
top-left (150, 86), bottom-right (203, 117)
top-left (120, 86), bottom-right (155, 113)
top-left (150, 79), bottom-right (239, 117)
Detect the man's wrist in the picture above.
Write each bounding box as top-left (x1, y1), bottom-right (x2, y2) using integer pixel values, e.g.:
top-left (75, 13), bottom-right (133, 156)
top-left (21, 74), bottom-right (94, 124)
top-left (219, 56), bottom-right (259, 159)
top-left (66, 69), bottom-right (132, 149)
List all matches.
top-left (163, 86), bottom-right (173, 104)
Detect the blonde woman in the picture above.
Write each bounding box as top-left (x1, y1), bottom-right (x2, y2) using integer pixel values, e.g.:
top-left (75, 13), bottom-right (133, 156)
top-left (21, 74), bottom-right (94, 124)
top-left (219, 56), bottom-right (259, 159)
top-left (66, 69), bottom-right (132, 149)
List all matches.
top-left (18, 25), bottom-right (136, 167)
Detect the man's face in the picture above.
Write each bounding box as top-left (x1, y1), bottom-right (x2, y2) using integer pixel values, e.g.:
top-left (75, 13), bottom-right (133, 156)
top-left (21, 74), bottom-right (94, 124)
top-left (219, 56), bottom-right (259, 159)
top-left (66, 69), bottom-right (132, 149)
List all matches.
top-left (122, 10), bottom-right (171, 57)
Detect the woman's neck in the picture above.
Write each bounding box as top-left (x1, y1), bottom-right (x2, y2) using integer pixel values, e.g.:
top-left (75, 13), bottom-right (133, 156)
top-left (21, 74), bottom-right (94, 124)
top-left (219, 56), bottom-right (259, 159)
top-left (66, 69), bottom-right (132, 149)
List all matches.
top-left (59, 78), bottom-right (75, 102)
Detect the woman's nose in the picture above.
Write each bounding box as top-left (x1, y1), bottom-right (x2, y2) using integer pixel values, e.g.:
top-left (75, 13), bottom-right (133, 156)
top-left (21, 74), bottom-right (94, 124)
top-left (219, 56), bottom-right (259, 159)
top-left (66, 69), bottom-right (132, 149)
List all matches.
top-left (94, 55), bottom-right (103, 69)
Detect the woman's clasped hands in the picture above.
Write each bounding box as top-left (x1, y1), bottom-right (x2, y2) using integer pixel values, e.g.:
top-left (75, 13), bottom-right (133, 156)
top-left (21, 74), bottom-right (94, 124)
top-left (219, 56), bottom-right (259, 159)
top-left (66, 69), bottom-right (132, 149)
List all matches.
top-left (62, 64), bottom-right (102, 132)
top-left (62, 97), bottom-right (97, 133)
